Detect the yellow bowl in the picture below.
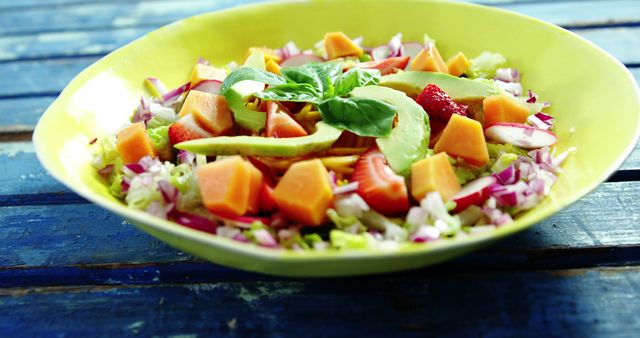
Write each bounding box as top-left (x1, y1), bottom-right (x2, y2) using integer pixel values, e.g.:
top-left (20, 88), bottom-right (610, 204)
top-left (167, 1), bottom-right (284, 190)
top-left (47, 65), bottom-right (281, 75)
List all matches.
top-left (33, 0), bottom-right (640, 276)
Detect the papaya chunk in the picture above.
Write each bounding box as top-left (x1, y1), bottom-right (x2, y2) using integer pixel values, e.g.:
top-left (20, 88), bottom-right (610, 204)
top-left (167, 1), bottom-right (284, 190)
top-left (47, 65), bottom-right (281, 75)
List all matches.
top-left (178, 91), bottom-right (233, 135)
top-left (446, 52), bottom-right (470, 77)
top-left (410, 46), bottom-right (449, 74)
top-left (324, 32), bottom-right (363, 60)
top-left (196, 156), bottom-right (262, 217)
top-left (434, 114), bottom-right (489, 167)
top-left (116, 122), bottom-right (157, 164)
top-left (411, 153), bottom-right (461, 202)
top-left (272, 159), bottom-right (333, 225)
top-left (189, 64), bottom-right (226, 88)
top-left (483, 94), bottom-right (530, 126)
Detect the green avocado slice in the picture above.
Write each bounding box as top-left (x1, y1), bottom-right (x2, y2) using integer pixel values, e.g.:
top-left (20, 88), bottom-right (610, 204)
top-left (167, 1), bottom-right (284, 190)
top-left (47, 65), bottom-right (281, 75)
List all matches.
top-left (351, 86), bottom-right (430, 176)
top-left (175, 121), bottom-right (342, 157)
top-left (380, 71), bottom-right (498, 103)
top-left (224, 51), bottom-right (269, 132)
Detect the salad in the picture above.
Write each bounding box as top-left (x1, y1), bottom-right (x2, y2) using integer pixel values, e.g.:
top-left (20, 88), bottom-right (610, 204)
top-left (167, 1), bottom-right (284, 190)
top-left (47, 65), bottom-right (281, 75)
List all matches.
top-left (92, 32), bottom-right (574, 250)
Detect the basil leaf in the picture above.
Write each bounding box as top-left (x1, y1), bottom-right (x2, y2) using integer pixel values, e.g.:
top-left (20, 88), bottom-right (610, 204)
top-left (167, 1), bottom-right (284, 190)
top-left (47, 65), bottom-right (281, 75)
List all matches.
top-left (254, 83), bottom-right (322, 104)
top-left (282, 62), bottom-right (342, 98)
top-left (334, 68), bottom-right (381, 97)
top-left (318, 96), bottom-right (397, 137)
top-left (220, 67), bottom-right (286, 95)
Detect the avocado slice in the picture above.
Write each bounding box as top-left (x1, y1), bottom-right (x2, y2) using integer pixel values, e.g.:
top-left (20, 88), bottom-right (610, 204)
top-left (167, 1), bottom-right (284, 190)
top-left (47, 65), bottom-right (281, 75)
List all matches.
top-left (175, 121), bottom-right (342, 157)
top-left (380, 71), bottom-right (498, 104)
top-left (225, 51), bottom-right (268, 132)
top-left (351, 86), bottom-right (430, 176)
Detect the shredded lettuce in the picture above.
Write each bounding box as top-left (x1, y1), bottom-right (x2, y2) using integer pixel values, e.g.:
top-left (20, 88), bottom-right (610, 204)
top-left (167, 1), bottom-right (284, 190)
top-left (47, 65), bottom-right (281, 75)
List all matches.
top-left (467, 52), bottom-right (507, 79)
top-left (490, 153), bottom-right (518, 173)
top-left (326, 209), bottom-right (366, 234)
top-left (487, 143), bottom-right (528, 158)
top-left (146, 103), bottom-right (177, 128)
top-left (330, 230), bottom-right (372, 249)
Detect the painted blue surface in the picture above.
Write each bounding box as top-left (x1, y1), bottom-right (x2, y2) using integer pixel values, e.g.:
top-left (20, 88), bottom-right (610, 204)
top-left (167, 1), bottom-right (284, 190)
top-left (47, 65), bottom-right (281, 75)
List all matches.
top-left (0, 0), bottom-right (639, 336)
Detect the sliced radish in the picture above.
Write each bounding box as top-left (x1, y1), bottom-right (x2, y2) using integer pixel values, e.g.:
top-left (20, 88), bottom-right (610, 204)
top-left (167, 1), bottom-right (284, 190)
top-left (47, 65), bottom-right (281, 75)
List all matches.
top-left (485, 123), bottom-right (557, 149)
top-left (452, 176), bottom-right (497, 213)
top-left (401, 42), bottom-right (424, 65)
top-left (191, 79), bottom-right (222, 95)
top-left (280, 54), bottom-right (324, 68)
top-left (371, 45), bottom-right (391, 61)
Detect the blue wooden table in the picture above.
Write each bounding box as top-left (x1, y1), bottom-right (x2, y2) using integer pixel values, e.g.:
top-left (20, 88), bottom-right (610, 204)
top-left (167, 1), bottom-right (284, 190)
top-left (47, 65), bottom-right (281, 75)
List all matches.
top-left (1, 0), bottom-right (639, 336)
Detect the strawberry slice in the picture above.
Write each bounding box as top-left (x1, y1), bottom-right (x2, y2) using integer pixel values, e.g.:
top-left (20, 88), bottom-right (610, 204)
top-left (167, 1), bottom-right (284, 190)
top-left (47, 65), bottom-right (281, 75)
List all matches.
top-left (266, 101), bottom-right (308, 138)
top-left (168, 113), bottom-right (214, 145)
top-left (259, 180), bottom-right (278, 213)
top-left (359, 56), bottom-right (410, 75)
top-left (351, 147), bottom-right (410, 216)
top-left (415, 84), bottom-right (468, 123)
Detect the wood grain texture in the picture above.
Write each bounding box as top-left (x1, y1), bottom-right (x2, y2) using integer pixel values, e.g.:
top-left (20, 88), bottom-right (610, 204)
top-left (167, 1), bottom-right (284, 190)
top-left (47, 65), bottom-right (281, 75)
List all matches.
top-left (0, 267), bottom-right (638, 337)
top-left (0, 1), bottom-right (637, 36)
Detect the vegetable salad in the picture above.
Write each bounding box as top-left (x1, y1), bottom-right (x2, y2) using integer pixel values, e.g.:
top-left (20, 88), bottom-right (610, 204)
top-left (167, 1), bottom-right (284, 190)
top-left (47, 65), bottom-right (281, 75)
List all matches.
top-left (91, 32), bottom-right (574, 250)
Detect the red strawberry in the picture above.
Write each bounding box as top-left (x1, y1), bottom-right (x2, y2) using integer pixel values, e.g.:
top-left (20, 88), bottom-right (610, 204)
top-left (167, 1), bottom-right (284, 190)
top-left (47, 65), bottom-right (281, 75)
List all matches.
top-left (415, 84), bottom-right (468, 122)
top-left (266, 101), bottom-right (308, 138)
top-left (359, 56), bottom-right (410, 75)
top-left (168, 113), bottom-right (214, 145)
top-left (351, 147), bottom-right (410, 216)
top-left (258, 180), bottom-right (278, 213)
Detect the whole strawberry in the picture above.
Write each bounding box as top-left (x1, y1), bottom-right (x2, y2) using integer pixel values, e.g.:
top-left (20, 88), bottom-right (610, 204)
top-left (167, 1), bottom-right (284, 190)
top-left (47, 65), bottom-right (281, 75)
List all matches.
top-left (415, 84), bottom-right (468, 122)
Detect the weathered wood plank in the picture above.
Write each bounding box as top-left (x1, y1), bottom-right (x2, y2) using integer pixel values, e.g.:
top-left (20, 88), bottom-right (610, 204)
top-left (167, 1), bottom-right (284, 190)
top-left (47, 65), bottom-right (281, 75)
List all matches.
top-left (0, 0), bottom-right (636, 36)
top-left (0, 181), bottom-right (638, 278)
top-left (0, 24), bottom-right (637, 68)
top-left (0, 267), bottom-right (638, 337)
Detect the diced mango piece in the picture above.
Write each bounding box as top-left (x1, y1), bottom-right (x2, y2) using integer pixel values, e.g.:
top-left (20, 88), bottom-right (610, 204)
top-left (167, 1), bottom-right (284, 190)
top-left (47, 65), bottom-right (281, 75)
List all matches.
top-left (266, 59), bottom-right (282, 75)
top-left (196, 156), bottom-right (263, 217)
top-left (178, 91), bottom-right (233, 135)
top-left (188, 64), bottom-right (226, 88)
top-left (272, 159), bottom-right (333, 226)
top-left (324, 32), bottom-right (363, 60)
top-left (446, 52), bottom-right (470, 77)
top-left (116, 122), bottom-right (157, 164)
top-left (483, 94), bottom-right (530, 126)
top-left (434, 114), bottom-right (490, 167)
top-left (246, 47), bottom-right (281, 64)
top-left (410, 46), bottom-right (449, 74)
top-left (411, 153), bottom-right (461, 201)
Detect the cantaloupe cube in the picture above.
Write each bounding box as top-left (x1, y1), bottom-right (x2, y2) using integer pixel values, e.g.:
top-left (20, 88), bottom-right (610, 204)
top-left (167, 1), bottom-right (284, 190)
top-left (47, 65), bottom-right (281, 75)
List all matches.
top-left (434, 114), bottom-right (490, 167)
top-left (410, 46), bottom-right (449, 74)
top-left (411, 153), bottom-right (461, 202)
top-left (197, 156), bottom-right (263, 217)
top-left (266, 59), bottom-right (282, 75)
top-left (483, 94), bottom-right (530, 126)
top-left (246, 164), bottom-right (264, 215)
top-left (178, 91), bottom-right (233, 135)
top-left (116, 122), bottom-right (157, 164)
top-left (446, 52), bottom-right (470, 77)
top-left (188, 64), bottom-right (226, 87)
top-left (272, 159), bottom-right (333, 226)
top-left (324, 32), bottom-right (363, 60)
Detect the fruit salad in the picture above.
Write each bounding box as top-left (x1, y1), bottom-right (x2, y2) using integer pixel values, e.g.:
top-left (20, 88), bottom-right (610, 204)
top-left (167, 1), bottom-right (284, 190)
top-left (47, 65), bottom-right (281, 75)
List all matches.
top-left (91, 32), bottom-right (574, 250)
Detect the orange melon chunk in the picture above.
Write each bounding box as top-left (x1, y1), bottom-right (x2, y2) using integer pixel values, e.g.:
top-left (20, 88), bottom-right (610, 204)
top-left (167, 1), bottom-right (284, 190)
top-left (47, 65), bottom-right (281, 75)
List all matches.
top-left (197, 156), bottom-right (263, 217)
top-left (116, 122), bottom-right (157, 164)
top-left (266, 59), bottom-right (282, 75)
top-left (324, 32), bottom-right (363, 60)
top-left (188, 64), bottom-right (226, 87)
top-left (411, 153), bottom-right (461, 202)
top-left (272, 159), bottom-right (333, 226)
top-left (483, 94), bottom-right (530, 126)
top-left (410, 46), bottom-right (449, 74)
top-left (246, 164), bottom-right (263, 215)
top-left (178, 91), bottom-right (233, 135)
top-left (434, 114), bottom-right (490, 167)
top-left (446, 52), bottom-right (470, 77)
